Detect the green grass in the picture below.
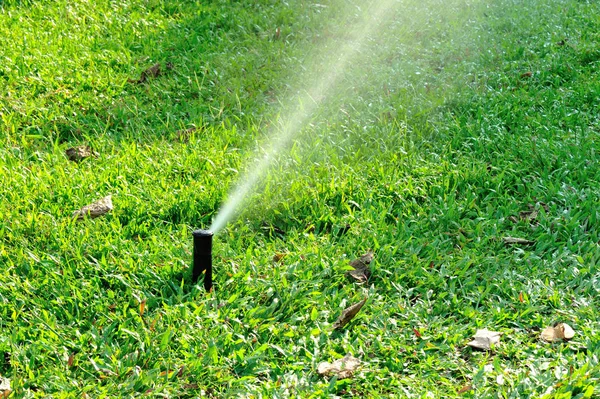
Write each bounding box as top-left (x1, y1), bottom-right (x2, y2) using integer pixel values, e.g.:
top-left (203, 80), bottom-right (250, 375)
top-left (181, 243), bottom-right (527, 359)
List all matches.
top-left (1, 0), bottom-right (600, 397)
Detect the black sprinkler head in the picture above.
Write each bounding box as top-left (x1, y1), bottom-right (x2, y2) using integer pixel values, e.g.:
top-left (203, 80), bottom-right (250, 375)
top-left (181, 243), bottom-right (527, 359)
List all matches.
top-left (192, 229), bottom-right (213, 291)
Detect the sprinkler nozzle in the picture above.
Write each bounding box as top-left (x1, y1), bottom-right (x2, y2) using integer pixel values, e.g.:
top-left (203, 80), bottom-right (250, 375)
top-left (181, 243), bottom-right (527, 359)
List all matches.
top-left (192, 229), bottom-right (213, 291)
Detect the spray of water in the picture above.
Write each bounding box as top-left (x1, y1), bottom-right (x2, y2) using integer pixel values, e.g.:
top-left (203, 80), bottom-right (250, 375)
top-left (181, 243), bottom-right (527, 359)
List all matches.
top-left (210, 0), bottom-right (409, 234)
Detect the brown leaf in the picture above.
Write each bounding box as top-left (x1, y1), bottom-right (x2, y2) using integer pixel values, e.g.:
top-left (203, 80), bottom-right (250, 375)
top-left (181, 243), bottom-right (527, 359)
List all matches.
top-left (139, 299), bottom-right (146, 317)
top-left (317, 354), bottom-right (361, 379)
top-left (467, 329), bottom-right (502, 351)
top-left (520, 71), bottom-right (533, 79)
top-left (502, 237), bottom-right (535, 246)
top-left (333, 298), bottom-right (367, 330)
top-left (541, 323), bottom-right (575, 342)
top-left (128, 62), bottom-right (161, 84)
top-left (346, 251), bottom-right (374, 282)
top-left (72, 195), bottom-right (113, 220)
top-left (518, 292), bottom-right (524, 303)
top-left (272, 252), bottom-right (287, 263)
top-left (457, 385), bottom-right (473, 394)
top-left (68, 353), bottom-right (75, 368)
top-left (66, 146), bottom-right (97, 162)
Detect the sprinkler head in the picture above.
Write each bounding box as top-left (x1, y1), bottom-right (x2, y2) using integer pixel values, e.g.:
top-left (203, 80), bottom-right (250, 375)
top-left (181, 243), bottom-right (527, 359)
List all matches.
top-left (192, 229), bottom-right (213, 291)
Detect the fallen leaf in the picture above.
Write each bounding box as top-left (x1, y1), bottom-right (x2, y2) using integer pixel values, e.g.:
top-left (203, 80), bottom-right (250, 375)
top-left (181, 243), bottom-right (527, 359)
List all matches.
top-left (272, 252), bottom-right (287, 263)
top-left (467, 329), bottom-right (502, 350)
top-left (68, 353), bottom-right (75, 368)
top-left (346, 251), bottom-right (374, 282)
top-left (520, 71), bottom-right (533, 79)
top-left (541, 323), bottom-right (575, 342)
top-left (457, 384), bottom-right (472, 394)
top-left (413, 328), bottom-right (422, 339)
top-left (518, 292), bottom-right (524, 303)
top-left (317, 354), bottom-right (361, 379)
top-left (502, 237), bottom-right (535, 246)
top-left (73, 195), bottom-right (113, 220)
top-left (556, 39), bottom-right (567, 46)
top-left (128, 62), bottom-right (161, 84)
top-left (66, 146), bottom-right (97, 162)
top-left (333, 298), bottom-right (367, 330)
top-left (139, 299), bottom-right (146, 317)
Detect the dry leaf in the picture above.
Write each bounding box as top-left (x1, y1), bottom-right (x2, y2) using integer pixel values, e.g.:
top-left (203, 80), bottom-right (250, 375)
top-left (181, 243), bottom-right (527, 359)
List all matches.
top-left (73, 195), bottom-right (113, 220)
top-left (139, 299), bottom-right (147, 317)
top-left (346, 251), bottom-right (374, 282)
top-left (541, 323), bottom-right (575, 342)
top-left (68, 353), bottom-right (75, 368)
top-left (333, 298), bottom-right (367, 330)
top-left (128, 63), bottom-right (161, 84)
top-left (467, 329), bottom-right (502, 350)
top-left (502, 237), bottom-right (535, 246)
top-left (272, 252), bottom-right (287, 263)
top-left (317, 354), bottom-right (361, 379)
top-left (520, 71), bottom-right (533, 79)
top-left (66, 146), bottom-right (97, 162)
top-left (457, 384), bottom-right (473, 394)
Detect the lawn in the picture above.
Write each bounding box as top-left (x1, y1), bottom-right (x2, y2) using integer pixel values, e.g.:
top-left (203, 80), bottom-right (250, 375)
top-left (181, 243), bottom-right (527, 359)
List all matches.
top-left (1, 0), bottom-right (600, 397)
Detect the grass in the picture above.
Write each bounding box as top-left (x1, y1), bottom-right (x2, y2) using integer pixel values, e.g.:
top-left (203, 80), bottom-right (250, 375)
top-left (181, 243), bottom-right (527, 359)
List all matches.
top-left (1, 0), bottom-right (600, 397)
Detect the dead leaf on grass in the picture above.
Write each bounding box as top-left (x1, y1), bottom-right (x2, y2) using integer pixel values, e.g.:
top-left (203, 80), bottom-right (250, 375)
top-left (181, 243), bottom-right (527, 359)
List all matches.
top-left (467, 329), bottom-right (502, 351)
top-left (66, 146), bottom-right (98, 162)
top-left (457, 384), bottom-right (473, 394)
top-left (139, 299), bottom-right (147, 317)
top-left (541, 323), bottom-right (575, 342)
top-left (502, 237), bottom-right (535, 246)
top-left (333, 298), bottom-right (367, 330)
top-left (346, 251), bottom-right (373, 282)
top-left (272, 252), bottom-right (287, 263)
top-left (317, 354), bottom-right (361, 379)
top-left (128, 62), bottom-right (161, 84)
top-left (520, 71), bottom-right (533, 79)
top-left (73, 195), bottom-right (113, 220)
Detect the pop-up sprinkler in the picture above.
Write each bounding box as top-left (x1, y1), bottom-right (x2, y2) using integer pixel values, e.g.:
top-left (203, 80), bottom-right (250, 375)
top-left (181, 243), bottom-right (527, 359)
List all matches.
top-left (192, 229), bottom-right (213, 291)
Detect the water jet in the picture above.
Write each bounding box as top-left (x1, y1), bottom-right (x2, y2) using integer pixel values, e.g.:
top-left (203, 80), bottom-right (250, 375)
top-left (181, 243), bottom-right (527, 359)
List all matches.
top-left (192, 229), bottom-right (213, 291)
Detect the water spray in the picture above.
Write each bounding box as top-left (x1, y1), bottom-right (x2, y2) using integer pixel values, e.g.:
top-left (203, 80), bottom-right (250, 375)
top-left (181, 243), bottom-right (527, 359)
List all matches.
top-left (192, 229), bottom-right (213, 291)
